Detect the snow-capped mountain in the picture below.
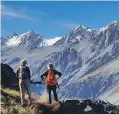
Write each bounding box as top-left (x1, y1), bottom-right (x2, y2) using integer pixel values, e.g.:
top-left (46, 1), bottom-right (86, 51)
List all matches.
top-left (2, 30), bottom-right (62, 51)
top-left (1, 21), bottom-right (119, 104)
top-left (5, 30), bottom-right (45, 51)
top-left (54, 25), bottom-right (94, 48)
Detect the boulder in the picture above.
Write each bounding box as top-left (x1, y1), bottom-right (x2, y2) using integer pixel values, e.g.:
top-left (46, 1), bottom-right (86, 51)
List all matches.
top-left (1, 63), bottom-right (18, 90)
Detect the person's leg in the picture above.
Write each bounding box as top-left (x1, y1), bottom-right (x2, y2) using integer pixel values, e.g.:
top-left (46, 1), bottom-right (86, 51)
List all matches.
top-left (52, 85), bottom-right (58, 102)
top-left (47, 85), bottom-right (52, 104)
top-left (24, 79), bottom-right (31, 104)
top-left (19, 79), bottom-right (25, 105)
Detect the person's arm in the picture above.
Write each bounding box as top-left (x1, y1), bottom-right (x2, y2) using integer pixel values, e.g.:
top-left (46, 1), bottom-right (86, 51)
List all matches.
top-left (40, 70), bottom-right (48, 81)
top-left (27, 67), bottom-right (31, 81)
top-left (54, 69), bottom-right (62, 79)
top-left (16, 68), bottom-right (20, 79)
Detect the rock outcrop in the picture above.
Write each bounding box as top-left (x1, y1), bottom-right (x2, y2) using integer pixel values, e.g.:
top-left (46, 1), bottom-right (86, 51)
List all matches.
top-left (31, 99), bottom-right (119, 114)
top-left (1, 63), bottom-right (18, 89)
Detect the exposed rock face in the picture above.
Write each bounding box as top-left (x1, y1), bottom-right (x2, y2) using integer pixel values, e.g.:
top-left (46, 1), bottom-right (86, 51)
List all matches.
top-left (1, 63), bottom-right (18, 89)
top-left (63, 99), bottom-right (119, 114)
top-left (34, 99), bottom-right (119, 114)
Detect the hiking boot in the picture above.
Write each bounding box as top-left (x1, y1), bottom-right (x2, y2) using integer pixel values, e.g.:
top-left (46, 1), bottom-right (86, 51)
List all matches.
top-left (28, 100), bottom-right (32, 106)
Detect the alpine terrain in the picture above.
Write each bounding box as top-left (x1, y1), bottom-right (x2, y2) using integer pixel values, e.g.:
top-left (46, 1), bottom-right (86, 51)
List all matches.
top-left (1, 20), bottom-right (119, 105)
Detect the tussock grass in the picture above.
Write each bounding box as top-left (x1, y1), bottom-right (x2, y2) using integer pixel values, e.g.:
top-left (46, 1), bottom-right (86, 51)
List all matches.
top-left (0, 94), bottom-right (5, 102)
top-left (1, 104), bottom-right (29, 114)
top-left (3, 88), bottom-right (20, 97)
top-left (0, 88), bottom-right (43, 114)
top-left (1, 88), bottom-right (30, 101)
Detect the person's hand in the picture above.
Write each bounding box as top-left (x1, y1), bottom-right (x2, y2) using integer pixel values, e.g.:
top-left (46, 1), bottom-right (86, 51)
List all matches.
top-left (41, 79), bottom-right (45, 84)
top-left (30, 80), bottom-right (33, 84)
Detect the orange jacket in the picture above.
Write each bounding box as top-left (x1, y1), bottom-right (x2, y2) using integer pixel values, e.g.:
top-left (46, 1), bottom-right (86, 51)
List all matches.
top-left (41, 69), bottom-right (62, 85)
top-left (45, 70), bottom-right (58, 85)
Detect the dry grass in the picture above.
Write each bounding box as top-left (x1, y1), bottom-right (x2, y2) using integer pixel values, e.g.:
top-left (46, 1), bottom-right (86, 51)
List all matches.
top-left (0, 88), bottom-right (47, 114)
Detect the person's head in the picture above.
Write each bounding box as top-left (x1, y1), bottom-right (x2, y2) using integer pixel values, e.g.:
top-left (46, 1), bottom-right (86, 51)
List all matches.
top-left (47, 64), bottom-right (54, 70)
top-left (20, 60), bottom-right (27, 66)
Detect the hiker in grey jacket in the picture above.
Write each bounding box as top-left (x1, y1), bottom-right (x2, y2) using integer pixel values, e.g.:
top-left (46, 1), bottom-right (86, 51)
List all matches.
top-left (16, 60), bottom-right (31, 106)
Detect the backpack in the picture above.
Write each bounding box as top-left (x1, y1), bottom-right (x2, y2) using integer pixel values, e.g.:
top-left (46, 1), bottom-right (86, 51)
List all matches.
top-left (45, 70), bottom-right (58, 85)
top-left (18, 66), bottom-right (29, 80)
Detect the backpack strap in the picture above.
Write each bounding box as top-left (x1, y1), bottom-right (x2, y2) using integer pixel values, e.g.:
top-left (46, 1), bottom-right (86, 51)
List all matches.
top-left (18, 66), bottom-right (29, 80)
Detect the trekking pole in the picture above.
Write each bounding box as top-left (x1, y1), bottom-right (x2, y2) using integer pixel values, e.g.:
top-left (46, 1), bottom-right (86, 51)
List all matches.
top-left (57, 84), bottom-right (60, 89)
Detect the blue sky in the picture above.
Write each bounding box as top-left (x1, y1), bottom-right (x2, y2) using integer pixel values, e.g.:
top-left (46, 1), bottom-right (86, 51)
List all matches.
top-left (1, 1), bottom-right (119, 39)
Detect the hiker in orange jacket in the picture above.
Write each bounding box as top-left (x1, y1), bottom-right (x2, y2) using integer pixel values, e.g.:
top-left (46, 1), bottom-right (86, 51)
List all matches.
top-left (41, 64), bottom-right (62, 104)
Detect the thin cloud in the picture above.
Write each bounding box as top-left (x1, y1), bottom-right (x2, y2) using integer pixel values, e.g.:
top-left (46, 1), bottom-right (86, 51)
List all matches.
top-left (53, 20), bottom-right (78, 29)
top-left (1, 4), bottom-right (33, 20)
top-left (63, 23), bottom-right (78, 29)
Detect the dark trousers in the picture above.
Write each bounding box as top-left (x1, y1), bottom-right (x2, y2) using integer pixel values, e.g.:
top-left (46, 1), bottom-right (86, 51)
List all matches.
top-left (47, 85), bottom-right (58, 104)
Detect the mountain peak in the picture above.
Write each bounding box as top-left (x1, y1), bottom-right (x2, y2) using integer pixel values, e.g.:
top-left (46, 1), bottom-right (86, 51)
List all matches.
top-left (99, 20), bottom-right (119, 32)
top-left (26, 29), bottom-right (35, 34)
top-left (111, 20), bottom-right (119, 24)
top-left (11, 32), bottom-right (18, 36)
top-left (73, 25), bottom-right (93, 33)
top-left (20, 29), bottom-right (36, 37)
top-left (107, 20), bottom-right (119, 27)
top-left (7, 32), bottom-right (18, 38)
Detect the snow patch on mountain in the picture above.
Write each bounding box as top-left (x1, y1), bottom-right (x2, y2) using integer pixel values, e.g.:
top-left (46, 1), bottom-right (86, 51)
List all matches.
top-left (44, 37), bottom-right (62, 46)
top-left (100, 83), bottom-right (119, 105)
top-left (6, 36), bottom-right (20, 46)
